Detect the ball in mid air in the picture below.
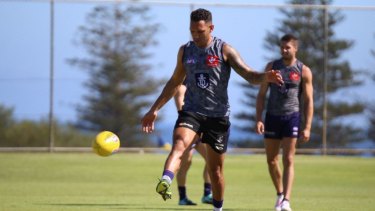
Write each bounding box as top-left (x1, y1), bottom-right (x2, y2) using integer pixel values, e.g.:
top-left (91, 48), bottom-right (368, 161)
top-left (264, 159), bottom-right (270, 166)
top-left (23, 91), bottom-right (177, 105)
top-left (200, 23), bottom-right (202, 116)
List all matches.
top-left (93, 131), bottom-right (120, 157)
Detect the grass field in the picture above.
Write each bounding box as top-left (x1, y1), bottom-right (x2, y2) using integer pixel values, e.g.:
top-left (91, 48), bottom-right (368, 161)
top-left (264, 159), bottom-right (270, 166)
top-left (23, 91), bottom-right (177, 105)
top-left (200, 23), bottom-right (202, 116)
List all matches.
top-left (0, 153), bottom-right (374, 211)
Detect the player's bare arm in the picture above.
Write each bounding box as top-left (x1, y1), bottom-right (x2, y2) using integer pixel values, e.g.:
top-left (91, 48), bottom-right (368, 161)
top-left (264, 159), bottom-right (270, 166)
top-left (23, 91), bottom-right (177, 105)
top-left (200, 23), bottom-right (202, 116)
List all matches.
top-left (300, 65), bottom-right (314, 142)
top-left (255, 62), bottom-right (273, 134)
top-left (141, 46), bottom-right (186, 133)
top-left (223, 44), bottom-right (283, 85)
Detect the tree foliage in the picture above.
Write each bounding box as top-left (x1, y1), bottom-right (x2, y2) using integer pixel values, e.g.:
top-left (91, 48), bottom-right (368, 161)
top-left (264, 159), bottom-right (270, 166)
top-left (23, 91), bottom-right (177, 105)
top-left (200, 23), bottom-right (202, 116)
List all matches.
top-left (233, 83), bottom-right (262, 144)
top-left (368, 34), bottom-right (375, 143)
top-left (0, 105), bottom-right (14, 144)
top-left (236, 0), bottom-right (366, 148)
top-left (69, 5), bottom-right (162, 147)
top-left (368, 105), bottom-right (375, 143)
top-left (0, 104), bottom-right (92, 147)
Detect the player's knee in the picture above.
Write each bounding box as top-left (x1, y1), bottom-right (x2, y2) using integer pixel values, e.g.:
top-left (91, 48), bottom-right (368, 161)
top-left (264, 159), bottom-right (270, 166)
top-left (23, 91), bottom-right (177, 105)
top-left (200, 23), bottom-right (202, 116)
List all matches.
top-left (282, 155), bottom-right (294, 167)
top-left (209, 167), bottom-right (224, 182)
top-left (267, 158), bottom-right (279, 167)
top-left (169, 146), bottom-right (186, 160)
top-left (172, 138), bottom-right (188, 152)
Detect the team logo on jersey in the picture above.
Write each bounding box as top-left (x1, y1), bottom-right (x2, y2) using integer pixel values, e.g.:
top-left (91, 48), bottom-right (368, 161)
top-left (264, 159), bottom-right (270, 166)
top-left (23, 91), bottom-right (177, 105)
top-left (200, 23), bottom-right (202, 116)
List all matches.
top-left (289, 70), bottom-right (300, 81)
top-left (206, 55), bottom-right (219, 67)
top-left (195, 73), bottom-right (210, 89)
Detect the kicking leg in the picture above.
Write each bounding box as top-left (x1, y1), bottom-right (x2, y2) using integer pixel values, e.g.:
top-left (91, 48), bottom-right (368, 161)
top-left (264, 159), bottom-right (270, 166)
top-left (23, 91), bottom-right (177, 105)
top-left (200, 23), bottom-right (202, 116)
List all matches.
top-left (156, 127), bottom-right (196, 201)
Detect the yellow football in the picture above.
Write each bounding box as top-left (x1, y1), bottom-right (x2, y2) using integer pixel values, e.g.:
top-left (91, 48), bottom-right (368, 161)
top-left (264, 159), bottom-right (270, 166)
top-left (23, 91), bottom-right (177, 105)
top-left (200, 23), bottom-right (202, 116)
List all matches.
top-left (92, 131), bottom-right (120, 157)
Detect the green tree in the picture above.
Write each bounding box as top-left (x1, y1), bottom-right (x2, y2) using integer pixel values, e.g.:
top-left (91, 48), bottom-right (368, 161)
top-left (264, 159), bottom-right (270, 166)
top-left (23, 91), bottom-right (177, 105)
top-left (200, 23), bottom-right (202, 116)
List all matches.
top-left (367, 105), bottom-right (375, 143)
top-left (0, 104), bottom-right (92, 147)
top-left (0, 105), bottom-right (14, 144)
top-left (233, 83), bottom-right (263, 147)
top-left (368, 35), bottom-right (375, 143)
top-left (237, 0), bottom-right (365, 148)
top-left (69, 5), bottom-right (162, 147)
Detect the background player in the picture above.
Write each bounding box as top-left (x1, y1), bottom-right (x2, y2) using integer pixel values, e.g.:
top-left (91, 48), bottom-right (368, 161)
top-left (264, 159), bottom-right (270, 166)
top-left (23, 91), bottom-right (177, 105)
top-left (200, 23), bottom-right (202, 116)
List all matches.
top-left (256, 34), bottom-right (314, 211)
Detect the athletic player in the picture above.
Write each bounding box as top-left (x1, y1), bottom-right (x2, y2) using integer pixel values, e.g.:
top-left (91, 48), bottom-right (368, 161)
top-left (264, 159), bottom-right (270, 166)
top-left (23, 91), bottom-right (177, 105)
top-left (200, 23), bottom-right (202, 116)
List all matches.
top-left (256, 34), bottom-right (314, 211)
top-left (174, 83), bottom-right (213, 206)
top-left (141, 8), bottom-right (283, 211)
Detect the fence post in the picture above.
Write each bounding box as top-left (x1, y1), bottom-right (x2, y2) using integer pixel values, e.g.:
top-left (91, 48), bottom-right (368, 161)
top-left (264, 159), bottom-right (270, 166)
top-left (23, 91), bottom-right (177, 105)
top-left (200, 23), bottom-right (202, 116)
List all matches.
top-left (322, 6), bottom-right (328, 156)
top-left (49, 0), bottom-right (55, 153)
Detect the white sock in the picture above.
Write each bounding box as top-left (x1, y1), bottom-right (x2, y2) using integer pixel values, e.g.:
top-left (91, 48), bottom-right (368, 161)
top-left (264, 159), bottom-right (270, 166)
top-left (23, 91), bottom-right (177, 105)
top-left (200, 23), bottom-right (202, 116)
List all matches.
top-left (161, 175), bottom-right (172, 184)
top-left (213, 207), bottom-right (223, 211)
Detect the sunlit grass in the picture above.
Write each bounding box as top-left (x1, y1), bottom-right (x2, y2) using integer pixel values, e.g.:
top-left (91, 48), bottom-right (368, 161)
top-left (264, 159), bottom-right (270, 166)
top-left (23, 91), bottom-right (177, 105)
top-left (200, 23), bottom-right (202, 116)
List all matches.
top-left (0, 153), bottom-right (374, 210)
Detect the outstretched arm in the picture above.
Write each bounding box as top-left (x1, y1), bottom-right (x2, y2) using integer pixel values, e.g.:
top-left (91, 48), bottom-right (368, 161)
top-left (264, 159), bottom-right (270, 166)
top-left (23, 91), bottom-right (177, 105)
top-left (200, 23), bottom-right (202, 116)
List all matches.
top-left (223, 44), bottom-right (283, 85)
top-left (141, 46), bottom-right (186, 133)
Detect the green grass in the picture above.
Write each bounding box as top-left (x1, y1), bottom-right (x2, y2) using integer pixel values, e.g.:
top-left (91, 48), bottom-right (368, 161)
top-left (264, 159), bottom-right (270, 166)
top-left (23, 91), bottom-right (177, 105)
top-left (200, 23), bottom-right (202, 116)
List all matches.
top-left (0, 153), bottom-right (374, 211)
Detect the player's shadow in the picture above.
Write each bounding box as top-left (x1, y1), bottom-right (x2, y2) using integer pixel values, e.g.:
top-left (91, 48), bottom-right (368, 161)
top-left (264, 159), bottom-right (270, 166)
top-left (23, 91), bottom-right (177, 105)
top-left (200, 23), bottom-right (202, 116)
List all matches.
top-left (41, 203), bottom-right (270, 210)
top-left (111, 206), bottom-right (269, 211)
top-left (40, 203), bottom-right (129, 207)
top-left (111, 208), bottom-right (270, 211)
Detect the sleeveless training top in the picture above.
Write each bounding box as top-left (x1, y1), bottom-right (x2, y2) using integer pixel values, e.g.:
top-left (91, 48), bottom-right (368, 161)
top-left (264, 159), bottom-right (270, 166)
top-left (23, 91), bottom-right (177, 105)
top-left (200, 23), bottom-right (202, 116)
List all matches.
top-left (182, 37), bottom-right (231, 117)
top-left (267, 59), bottom-right (303, 115)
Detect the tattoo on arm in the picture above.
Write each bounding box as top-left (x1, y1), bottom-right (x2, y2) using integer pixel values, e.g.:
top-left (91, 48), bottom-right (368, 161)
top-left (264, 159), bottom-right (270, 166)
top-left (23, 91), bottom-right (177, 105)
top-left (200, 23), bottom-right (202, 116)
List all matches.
top-left (247, 72), bottom-right (265, 84)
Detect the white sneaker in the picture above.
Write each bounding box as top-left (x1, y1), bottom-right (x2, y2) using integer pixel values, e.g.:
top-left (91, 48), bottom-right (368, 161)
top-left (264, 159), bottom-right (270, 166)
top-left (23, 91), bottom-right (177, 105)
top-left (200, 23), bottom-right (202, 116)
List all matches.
top-left (274, 194), bottom-right (284, 211)
top-left (281, 200), bottom-right (292, 211)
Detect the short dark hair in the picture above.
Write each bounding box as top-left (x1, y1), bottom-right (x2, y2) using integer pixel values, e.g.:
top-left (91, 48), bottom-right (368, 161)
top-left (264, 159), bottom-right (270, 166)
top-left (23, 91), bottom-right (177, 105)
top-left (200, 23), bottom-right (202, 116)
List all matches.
top-left (280, 34), bottom-right (298, 43)
top-left (190, 8), bottom-right (212, 22)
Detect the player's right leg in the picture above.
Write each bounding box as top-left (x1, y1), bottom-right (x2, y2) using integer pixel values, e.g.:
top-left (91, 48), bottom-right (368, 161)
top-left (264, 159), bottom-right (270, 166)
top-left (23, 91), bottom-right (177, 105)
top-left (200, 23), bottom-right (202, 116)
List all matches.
top-left (274, 193), bottom-right (284, 211)
top-left (279, 112), bottom-right (299, 210)
top-left (265, 138), bottom-right (283, 211)
top-left (156, 126), bottom-right (197, 201)
top-left (156, 178), bottom-right (172, 201)
top-left (264, 113), bottom-right (285, 211)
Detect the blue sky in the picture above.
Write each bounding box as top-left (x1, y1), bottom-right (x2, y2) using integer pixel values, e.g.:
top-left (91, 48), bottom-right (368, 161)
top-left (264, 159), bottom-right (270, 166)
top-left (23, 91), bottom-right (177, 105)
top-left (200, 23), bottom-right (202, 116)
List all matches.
top-left (0, 0), bottom-right (374, 140)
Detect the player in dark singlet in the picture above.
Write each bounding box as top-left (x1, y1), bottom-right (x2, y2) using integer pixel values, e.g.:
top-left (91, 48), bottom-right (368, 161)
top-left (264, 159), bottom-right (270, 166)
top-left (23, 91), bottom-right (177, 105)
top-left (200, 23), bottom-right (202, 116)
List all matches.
top-left (142, 8), bottom-right (283, 211)
top-left (256, 34), bottom-right (314, 211)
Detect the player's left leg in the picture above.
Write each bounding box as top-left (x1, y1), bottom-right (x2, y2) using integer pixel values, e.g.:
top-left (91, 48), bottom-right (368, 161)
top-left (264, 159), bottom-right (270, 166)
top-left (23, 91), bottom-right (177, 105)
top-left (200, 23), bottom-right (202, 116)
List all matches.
top-left (205, 146), bottom-right (225, 211)
top-left (199, 115), bottom-right (229, 211)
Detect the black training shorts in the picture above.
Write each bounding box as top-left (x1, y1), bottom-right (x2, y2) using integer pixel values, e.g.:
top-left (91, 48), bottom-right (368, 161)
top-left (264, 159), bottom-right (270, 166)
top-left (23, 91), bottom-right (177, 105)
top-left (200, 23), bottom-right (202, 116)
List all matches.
top-left (174, 111), bottom-right (231, 154)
